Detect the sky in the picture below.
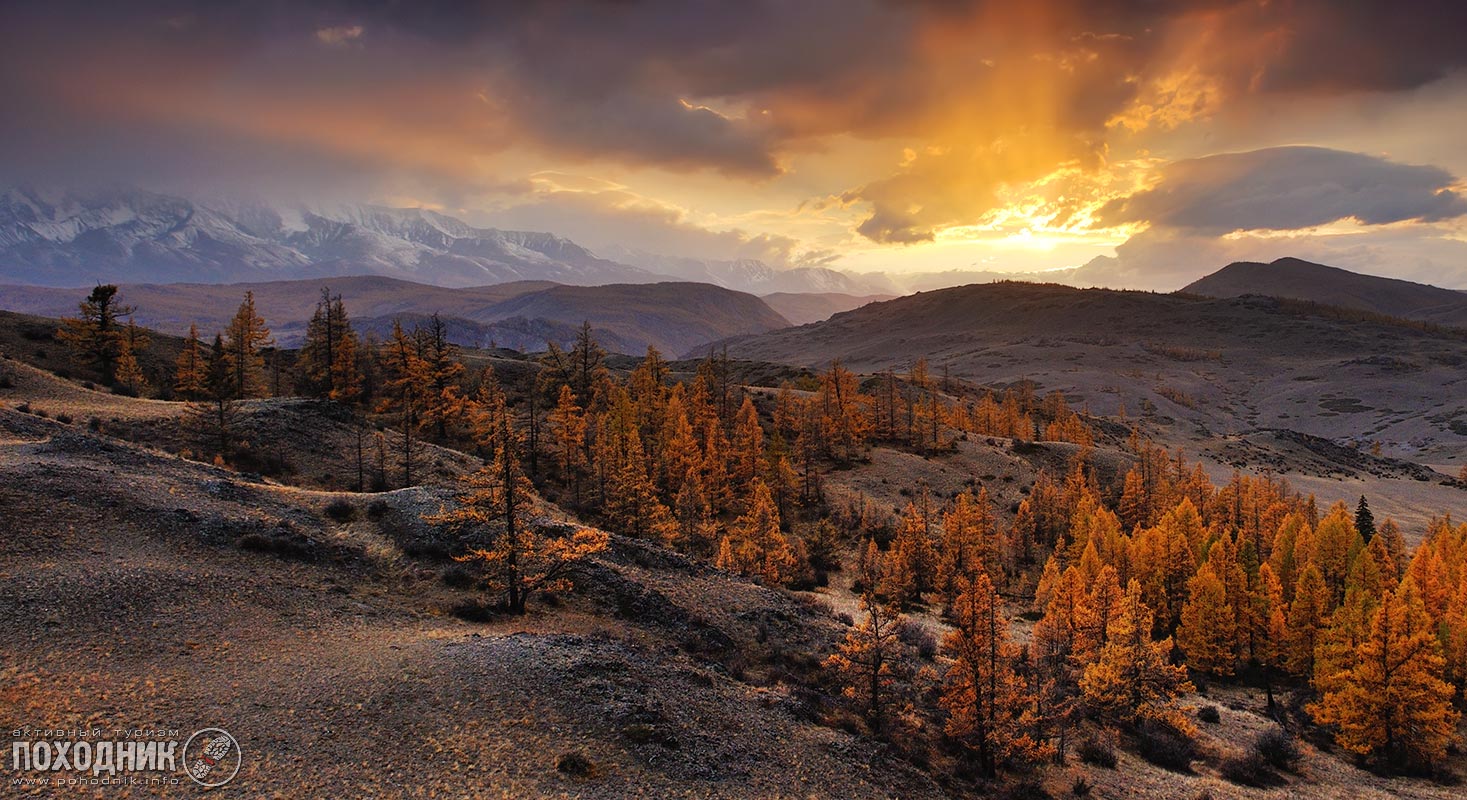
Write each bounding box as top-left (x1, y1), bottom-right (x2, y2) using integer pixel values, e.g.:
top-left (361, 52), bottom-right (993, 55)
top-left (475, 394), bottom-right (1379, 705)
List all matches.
top-left (3, 0), bottom-right (1467, 290)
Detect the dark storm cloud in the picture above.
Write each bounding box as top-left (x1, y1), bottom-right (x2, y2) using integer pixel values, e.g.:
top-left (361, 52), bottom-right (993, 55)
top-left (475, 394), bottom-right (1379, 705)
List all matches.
top-left (2, 0), bottom-right (1466, 210)
top-left (1098, 146), bottom-right (1467, 235)
top-left (1239, 0), bottom-right (1467, 94)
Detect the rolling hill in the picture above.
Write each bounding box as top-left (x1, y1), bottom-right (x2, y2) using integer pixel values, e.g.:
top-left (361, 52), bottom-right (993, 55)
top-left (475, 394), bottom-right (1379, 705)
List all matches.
top-left (484, 282), bottom-right (791, 356)
top-left (0, 277), bottom-right (790, 355)
top-left (709, 281), bottom-right (1467, 472)
top-left (1183, 257), bottom-right (1467, 326)
top-left (760, 292), bottom-right (895, 325)
top-left (0, 276), bottom-right (552, 345)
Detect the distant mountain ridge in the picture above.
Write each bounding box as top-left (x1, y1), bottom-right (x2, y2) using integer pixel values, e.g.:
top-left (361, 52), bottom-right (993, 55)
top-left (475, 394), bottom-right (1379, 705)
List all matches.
top-left (0, 185), bottom-right (894, 294)
top-left (0, 186), bottom-right (661, 288)
top-left (1183, 257), bottom-right (1467, 327)
top-left (0, 275), bottom-right (790, 355)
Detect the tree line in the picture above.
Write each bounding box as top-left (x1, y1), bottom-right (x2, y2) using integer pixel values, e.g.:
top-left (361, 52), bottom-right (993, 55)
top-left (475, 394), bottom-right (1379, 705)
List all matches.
top-left (55, 285), bottom-right (1463, 777)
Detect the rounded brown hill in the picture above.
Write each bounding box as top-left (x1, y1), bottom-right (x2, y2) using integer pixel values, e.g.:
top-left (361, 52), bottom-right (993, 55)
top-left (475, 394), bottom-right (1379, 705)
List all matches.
top-left (707, 280), bottom-right (1467, 466)
top-left (1184, 257), bottom-right (1467, 327)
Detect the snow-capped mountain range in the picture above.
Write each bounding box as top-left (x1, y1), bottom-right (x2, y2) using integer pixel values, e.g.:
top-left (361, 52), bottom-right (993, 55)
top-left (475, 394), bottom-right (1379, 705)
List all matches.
top-left (0, 185), bottom-right (892, 294)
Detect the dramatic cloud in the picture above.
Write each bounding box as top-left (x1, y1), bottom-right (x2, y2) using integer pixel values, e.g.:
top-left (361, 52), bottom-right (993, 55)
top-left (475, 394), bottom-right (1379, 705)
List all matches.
top-left (7, 1), bottom-right (1465, 183)
top-left (478, 177), bottom-right (828, 267)
top-left (1075, 146), bottom-right (1467, 290)
top-left (1098, 147), bottom-right (1467, 235)
top-left (1, 1), bottom-right (1465, 282)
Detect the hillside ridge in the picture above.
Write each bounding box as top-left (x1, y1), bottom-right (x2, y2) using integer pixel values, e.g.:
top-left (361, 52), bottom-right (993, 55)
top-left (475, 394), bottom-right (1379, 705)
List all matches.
top-left (1184, 257), bottom-right (1467, 326)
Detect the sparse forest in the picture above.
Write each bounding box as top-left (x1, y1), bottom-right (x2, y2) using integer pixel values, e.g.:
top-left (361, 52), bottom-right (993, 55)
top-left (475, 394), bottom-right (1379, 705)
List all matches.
top-left (40, 284), bottom-right (1467, 792)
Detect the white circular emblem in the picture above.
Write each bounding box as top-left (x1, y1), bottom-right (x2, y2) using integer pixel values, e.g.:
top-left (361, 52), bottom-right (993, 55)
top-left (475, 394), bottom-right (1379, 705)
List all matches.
top-left (181, 728), bottom-right (241, 787)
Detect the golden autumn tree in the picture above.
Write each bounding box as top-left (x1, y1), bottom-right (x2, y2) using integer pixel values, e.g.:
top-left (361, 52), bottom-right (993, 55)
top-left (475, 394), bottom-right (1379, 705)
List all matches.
top-left (57, 284), bottom-right (132, 385)
top-left (1286, 562), bottom-right (1333, 677)
top-left (658, 390), bottom-right (702, 498)
top-left (1315, 571), bottom-right (1389, 708)
top-left (1406, 527), bottom-right (1455, 622)
top-left (1084, 565), bottom-right (1125, 652)
top-left (824, 540), bottom-right (912, 731)
top-left (1441, 579), bottom-right (1467, 691)
top-left (113, 318), bottom-right (149, 393)
top-left (1269, 511), bottom-right (1310, 601)
top-left (627, 345), bottom-right (668, 437)
top-left (427, 417), bottom-right (607, 614)
top-left (673, 471), bottom-right (717, 556)
top-left (816, 360), bottom-right (872, 462)
top-left (699, 420), bottom-right (733, 514)
top-left (173, 323), bottom-right (210, 400)
top-left (223, 290), bottom-right (273, 397)
top-left (1375, 518), bottom-right (1409, 579)
top-left (771, 382), bottom-right (803, 436)
top-left (1313, 502), bottom-right (1362, 603)
top-left (1030, 566), bottom-right (1095, 759)
top-left (717, 478), bottom-right (798, 586)
top-left (942, 573), bottom-right (1049, 776)
top-left (885, 500), bottom-right (938, 607)
top-left (729, 395), bottom-right (766, 490)
top-left (1005, 498), bottom-right (1039, 579)
top-left (1209, 530), bottom-right (1251, 648)
top-left (548, 384), bottom-right (587, 498)
top-left (377, 319), bottom-right (429, 486)
top-left (466, 367), bottom-right (509, 456)
top-left (764, 436), bottom-right (801, 524)
top-left (418, 313), bottom-right (468, 439)
top-left (1310, 580), bottom-right (1459, 768)
top-left (1118, 465), bottom-right (1150, 530)
top-left (938, 488), bottom-right (997, 600)
top-left (1081, 579), bottom-right (1193, 724)
top-left (1131, 499), bottom-right (1200, 634)
top-left (186, 332), bottom-right (241, 461)
top-left (1316, 529), bottom-right (1403, 698)
top-left (298, 288), bottom-right (361, 402)
top-left (567, 321), bottom-right (608, 401)
top-left (1177, 563), bottom-right (1237, 675)
top-left (1250, 563), bottom-right (1289, 708)
top-left (599, 395), bottom-right (677, 543)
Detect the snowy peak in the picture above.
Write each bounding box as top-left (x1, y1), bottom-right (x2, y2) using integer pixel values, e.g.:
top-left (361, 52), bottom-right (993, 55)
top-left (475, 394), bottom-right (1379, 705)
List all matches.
top-left (0, 185), bottom-right (893, 294)
top-left (0, 186), bottom-right (660, 288)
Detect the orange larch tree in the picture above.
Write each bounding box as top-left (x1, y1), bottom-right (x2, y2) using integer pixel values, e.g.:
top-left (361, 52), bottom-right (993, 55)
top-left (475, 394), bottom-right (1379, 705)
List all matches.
top-left (1080, 579), bottom-right (1193, 724)
top-left (1286, 563), bottom-right (1332, 677)
top-left (548, 384), bottom-right (588, 500)
top-left (816, 360), bottom-right (872, 463)
top-left (941, 573), bottom-right (1049, 777)
top-left (426, 418), bottom-right (608, 614)
top-left (825, 541), bottom-right (913, 731)
top-left (1177, 563), bottom-right (1237, 675)
top-left (1310, 580), bottom-right (1459, 769)
top-left (173, 323), bottom-right (209, 400)
top-left (717, 478), bottom-right (799, 586)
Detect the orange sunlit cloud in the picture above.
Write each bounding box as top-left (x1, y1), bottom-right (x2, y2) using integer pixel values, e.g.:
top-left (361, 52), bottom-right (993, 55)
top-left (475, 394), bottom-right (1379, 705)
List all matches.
top-left (2, 1), bottom-right (1467, 286)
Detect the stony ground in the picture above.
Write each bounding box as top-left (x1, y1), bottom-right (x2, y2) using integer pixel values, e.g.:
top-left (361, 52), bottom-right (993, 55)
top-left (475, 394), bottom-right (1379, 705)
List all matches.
top-left (0, 403), bottom-right (943, 799)
top-left (2, 356), bottom-right (1465, 798)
